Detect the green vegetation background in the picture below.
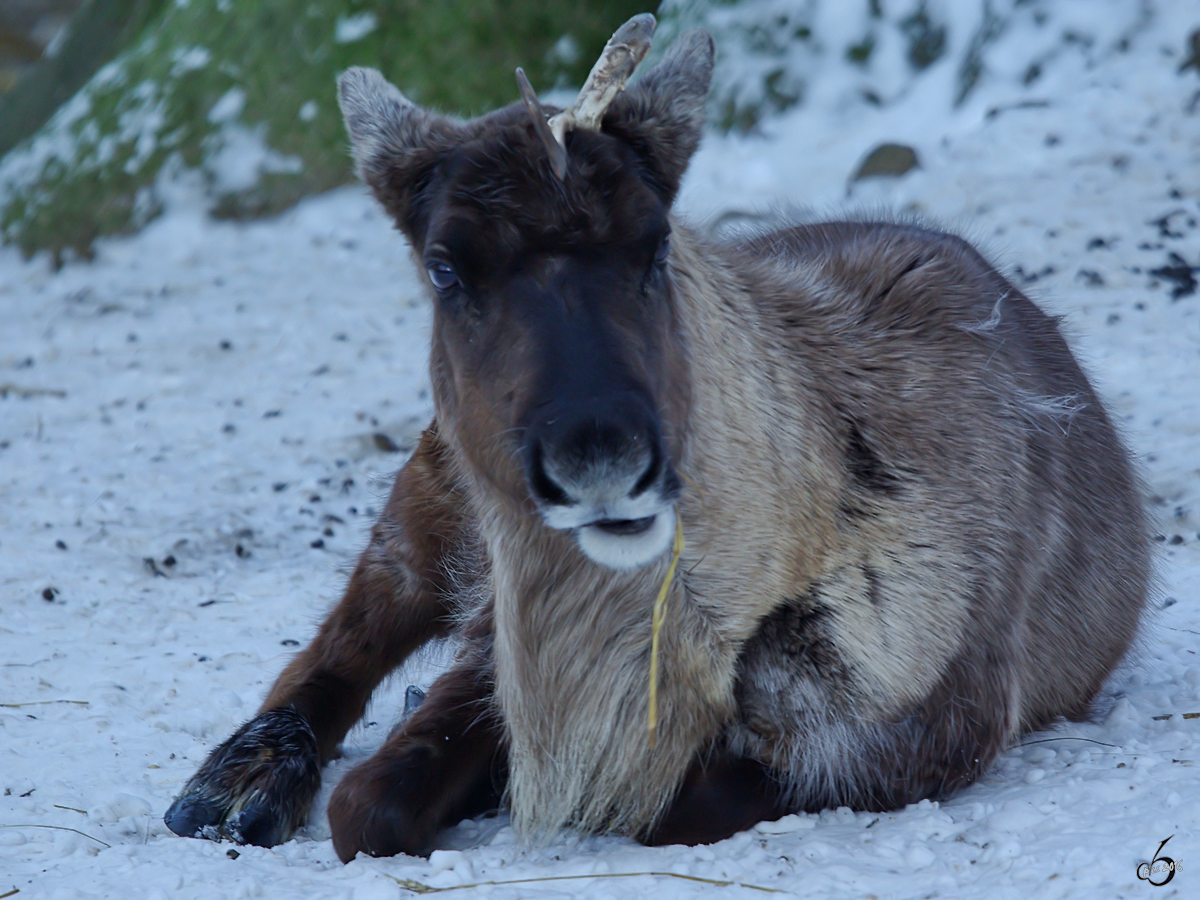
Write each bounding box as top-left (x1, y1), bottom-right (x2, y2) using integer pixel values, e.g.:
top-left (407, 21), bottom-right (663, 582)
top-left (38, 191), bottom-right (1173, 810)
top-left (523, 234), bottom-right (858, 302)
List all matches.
top-left (0, 0), bottom-right (648, 262)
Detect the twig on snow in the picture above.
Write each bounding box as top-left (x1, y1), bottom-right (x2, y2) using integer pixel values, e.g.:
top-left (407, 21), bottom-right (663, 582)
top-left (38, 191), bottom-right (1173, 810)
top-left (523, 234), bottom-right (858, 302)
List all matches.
top-left (0, 824), bottom-right (110, 848)
top-left (1018, 736), bottom-right (1120, 749)
top-left (0, 384), bottom-right (66, 399)
top-left (387, 870), bottom-right (788, 894)
top-left (0, 700), bottom-right (89, 708)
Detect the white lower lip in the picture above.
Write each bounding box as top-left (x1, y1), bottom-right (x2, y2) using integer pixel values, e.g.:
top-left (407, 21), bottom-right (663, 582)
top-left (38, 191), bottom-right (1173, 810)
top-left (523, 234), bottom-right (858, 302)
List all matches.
top-left (575, 506), bottom-right (676, 571)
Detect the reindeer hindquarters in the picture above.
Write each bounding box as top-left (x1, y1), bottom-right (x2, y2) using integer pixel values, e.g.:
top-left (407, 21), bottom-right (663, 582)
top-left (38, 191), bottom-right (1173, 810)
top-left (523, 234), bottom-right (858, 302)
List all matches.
top-left (728, 586), bottom-right (1022, 817)
top-left (645, 625), bottom-right (1017, 848)
top-left (328, 616), bottom-right (504, 861)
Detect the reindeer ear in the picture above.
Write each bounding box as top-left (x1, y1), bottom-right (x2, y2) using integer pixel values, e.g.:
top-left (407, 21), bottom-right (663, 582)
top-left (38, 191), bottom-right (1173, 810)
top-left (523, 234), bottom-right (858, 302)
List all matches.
top-left (337, 67), bottom-right (459, 237)
top-left (603, 29), bottom-right (714, 205)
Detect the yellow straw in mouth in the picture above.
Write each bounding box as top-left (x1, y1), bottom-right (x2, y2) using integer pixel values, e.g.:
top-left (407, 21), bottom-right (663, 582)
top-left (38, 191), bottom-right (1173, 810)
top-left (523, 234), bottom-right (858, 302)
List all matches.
top-left (647, 514), bottom-right (685, 748)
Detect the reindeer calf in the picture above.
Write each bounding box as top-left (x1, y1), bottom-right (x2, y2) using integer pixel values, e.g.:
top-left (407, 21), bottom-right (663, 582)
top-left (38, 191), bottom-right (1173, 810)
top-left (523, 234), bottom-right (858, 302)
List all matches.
top-left (165, 15), bottom-right (1150, 860)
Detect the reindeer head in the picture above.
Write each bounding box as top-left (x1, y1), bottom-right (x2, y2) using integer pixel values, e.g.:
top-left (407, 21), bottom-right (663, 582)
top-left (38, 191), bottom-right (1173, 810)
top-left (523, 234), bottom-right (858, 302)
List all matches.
top-left (338, 17), bottom-right (714, 570)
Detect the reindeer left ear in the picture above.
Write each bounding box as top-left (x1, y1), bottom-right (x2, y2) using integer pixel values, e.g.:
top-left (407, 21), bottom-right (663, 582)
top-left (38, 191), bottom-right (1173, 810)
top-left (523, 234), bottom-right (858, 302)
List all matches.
top-left (603, 29), bottom-right (714, 205)
top-left (337, 67), bottom-right (463, 238)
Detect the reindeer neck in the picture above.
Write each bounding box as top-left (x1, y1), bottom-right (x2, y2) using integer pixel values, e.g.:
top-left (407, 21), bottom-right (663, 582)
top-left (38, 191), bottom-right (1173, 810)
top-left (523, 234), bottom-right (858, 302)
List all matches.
top-left (664, 224), bottom-right (841, 638)
top-left (470, 480), bottom-right (734, 840)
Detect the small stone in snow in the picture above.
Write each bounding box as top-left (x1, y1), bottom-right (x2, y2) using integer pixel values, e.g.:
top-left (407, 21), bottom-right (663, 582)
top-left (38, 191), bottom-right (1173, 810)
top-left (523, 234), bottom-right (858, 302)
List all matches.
top-left (1149, 252), bottom-right (1199, 299)
top-left (42, 587), bottom-right (58, 601)
top-left (373, 432), bottom-right (401, 453)
top-left (851, 143), bottom-right (920, 181)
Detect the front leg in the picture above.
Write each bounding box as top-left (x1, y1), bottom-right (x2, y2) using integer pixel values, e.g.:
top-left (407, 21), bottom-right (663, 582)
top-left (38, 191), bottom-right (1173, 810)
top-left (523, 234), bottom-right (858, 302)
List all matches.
top-left (328, 612), bottom-right (505, 861)
top-left (165, 424), bottom-right (472, 846)
top-left (642, 749), bottom-right (786, 847)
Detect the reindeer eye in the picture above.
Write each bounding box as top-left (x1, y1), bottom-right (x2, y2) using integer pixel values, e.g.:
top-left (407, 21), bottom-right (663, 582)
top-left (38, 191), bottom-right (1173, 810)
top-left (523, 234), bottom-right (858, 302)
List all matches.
top-left (427, 261), bottom-right (459, 291)
top-left (654, 234), bottom-right (671, 266)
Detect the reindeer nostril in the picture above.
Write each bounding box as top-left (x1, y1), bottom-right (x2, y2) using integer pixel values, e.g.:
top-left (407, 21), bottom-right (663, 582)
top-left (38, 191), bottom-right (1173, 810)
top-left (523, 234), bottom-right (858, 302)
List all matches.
top-left (528, 438), bottom-right (574, 507)
top-left (630, 444), bottom-right (661, 498)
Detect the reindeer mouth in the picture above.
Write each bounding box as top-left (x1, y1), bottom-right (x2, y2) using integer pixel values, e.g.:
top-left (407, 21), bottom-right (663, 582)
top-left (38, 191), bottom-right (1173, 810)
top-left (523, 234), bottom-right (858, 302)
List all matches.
top-left (587, 515), bottom-right (657, 537)
top-left (572, 506), bottom-right (675, 571)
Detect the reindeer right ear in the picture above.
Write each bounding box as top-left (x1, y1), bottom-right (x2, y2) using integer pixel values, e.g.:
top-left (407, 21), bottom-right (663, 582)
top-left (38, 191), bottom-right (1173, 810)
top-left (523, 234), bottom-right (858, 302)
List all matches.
top-left (337, 67), bottom-right (460, 237)
top-left (603, 29), bottom-right (715, 205)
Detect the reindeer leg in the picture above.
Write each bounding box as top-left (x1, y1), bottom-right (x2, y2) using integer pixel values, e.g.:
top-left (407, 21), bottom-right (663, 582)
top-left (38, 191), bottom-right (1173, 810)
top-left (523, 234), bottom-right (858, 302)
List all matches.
top-left (642, 749), bottom-right (786, 847)
top-left (165, 424), bottom-right (472, 847)
top-left (328, 610), bottom-right (504, 861)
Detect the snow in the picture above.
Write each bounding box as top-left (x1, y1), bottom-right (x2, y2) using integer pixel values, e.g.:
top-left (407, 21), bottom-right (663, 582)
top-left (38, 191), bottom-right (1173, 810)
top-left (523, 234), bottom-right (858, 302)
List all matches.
top-left (334, 14), bottom-right (379, 46)
top-left (2, 3), bottom-right (1199, 899)
top-left (169, 47), bottom-right (212, 78)
top-left (202, 123), bottom-right (305, 195)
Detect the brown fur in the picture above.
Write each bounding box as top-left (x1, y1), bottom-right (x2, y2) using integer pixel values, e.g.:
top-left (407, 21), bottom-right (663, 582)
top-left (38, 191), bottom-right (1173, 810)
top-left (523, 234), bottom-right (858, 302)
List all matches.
top-left (165, 26), bottom-right (1151, 861)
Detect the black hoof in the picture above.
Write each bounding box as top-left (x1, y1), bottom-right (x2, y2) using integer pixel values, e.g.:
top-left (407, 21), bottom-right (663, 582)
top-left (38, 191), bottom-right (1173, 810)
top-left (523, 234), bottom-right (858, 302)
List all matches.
top-left (404, 685), bottom-right (426, 717)
top-left (164, 792), bottom-right (224, 839)
top-left (225, 797), bottom-right (294, 847)
top-left (163, 706), bottom-right (321, 847)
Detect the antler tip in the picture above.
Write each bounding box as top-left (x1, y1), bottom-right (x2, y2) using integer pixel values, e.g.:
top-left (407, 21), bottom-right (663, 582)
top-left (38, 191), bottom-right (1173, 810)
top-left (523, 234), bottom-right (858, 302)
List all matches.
top-left (616, 12), bottom-right (657, 43)
top-left (515, 68), bottom-right (568, 182)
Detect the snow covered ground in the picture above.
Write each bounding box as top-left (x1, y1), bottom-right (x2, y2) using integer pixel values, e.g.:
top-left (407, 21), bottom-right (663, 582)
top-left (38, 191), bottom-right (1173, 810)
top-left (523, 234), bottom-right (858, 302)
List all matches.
top-left (2, 4), bottom-right (1199, 899)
